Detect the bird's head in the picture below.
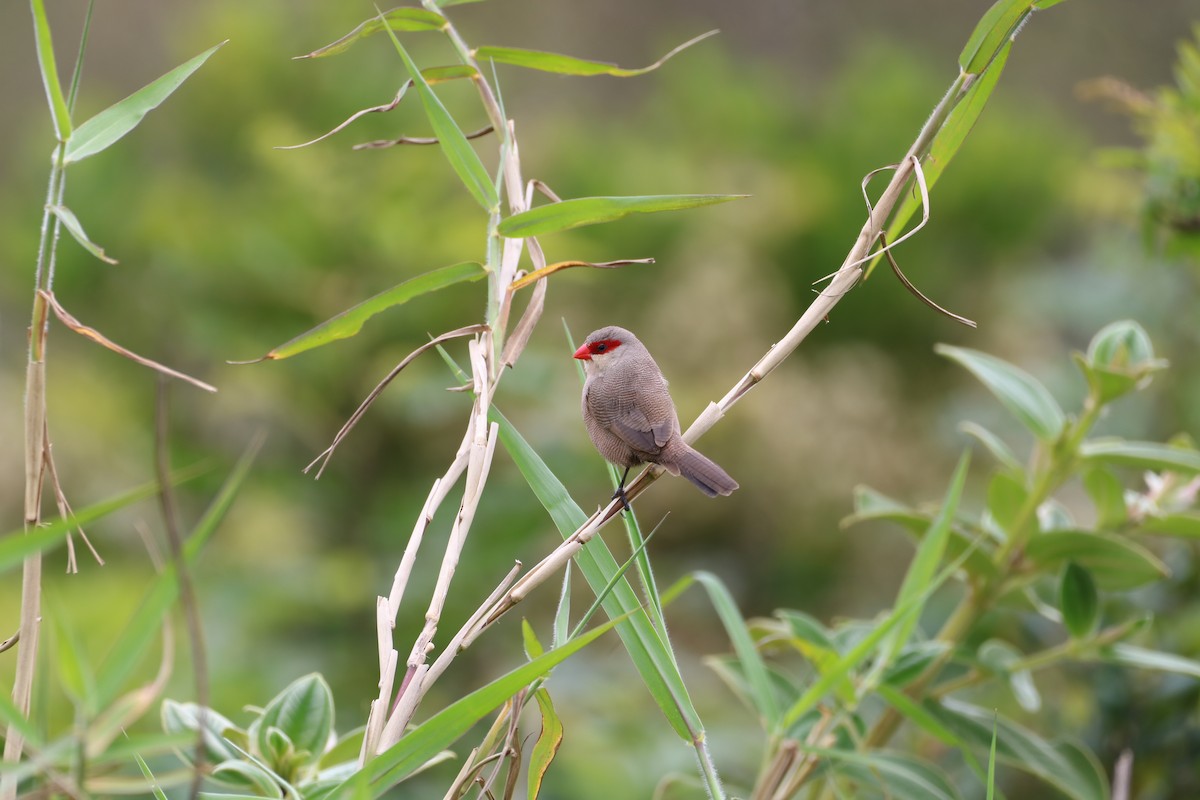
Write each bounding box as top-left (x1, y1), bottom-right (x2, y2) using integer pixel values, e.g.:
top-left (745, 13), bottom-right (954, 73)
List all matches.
top-left (573, 326), bottom-right (639, 373)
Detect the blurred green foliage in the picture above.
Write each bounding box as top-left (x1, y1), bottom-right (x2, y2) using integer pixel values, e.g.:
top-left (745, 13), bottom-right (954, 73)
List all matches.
top-left (1, 1), bottom-right (1198, 798)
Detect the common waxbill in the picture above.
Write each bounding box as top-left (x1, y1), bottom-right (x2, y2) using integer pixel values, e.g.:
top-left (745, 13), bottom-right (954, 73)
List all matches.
top-left (574, 326), bottom-right (739, 499)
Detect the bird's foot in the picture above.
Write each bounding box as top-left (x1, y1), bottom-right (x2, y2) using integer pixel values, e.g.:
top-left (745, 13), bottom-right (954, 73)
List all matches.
top-left (611, 485), bottom-right (633, 515)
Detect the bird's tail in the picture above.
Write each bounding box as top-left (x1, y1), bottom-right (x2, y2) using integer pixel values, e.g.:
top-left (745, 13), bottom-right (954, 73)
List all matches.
top-left (662, 441), bottom-right (739, 497)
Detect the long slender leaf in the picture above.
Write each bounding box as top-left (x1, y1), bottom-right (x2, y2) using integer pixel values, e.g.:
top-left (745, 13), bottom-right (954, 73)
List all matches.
top-left (246, 262), bottom-right (485, 361)
top-left (492, 408), bottom-right (698, 740)
top-left (382, 28), bottom-right (498, 211)
top-left (960, 0), bottom-right (1029, 73)
top-left (499, 194), bottom-right (746, 238)
top-left (1100, 643), bottom-right (1200, 679)
top-left (0, 479), bottom-right (165, 573)
top-left (350, 618), bottom-right (618, 795)
top-left (1079, 439), bottom-right (1200, 474)
top-left (806, 748), bottom-right (962, 800)
top-left (48, 203), bottom-right (117, 264)
top-left (526, 689), bottom-right (563, 800)
top-left (30, 0), bottom-right (72, 139)
top-left (694, 571), bottom-right (781, 731)
top-left (296, 8), bottom-right (445, 59)
top-left (936, 344), bottom-right (1064, 441)
top-left (878, 451), bottom-right (970, 672)
top-left (95, 438), bottom-right (260, 706)
top-left (474, 31), bottom-right (715, 78)
top-left (64, 41), bottom-right (226, 163)
top-left (1024, 530), bottom-right (1168, 590)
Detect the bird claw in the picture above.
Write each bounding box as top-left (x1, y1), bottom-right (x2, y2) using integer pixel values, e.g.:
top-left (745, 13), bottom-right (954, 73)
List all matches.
top-left (611, 485), bottom-right (633, 515)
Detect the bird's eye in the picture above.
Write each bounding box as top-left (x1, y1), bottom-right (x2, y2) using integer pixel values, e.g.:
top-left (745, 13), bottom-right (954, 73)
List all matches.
top-left (594, 343), bottom-right (607, 353)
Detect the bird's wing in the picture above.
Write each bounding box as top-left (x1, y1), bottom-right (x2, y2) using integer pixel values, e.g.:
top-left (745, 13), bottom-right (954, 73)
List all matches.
top-left (605, 400), bottom-right (674, 455)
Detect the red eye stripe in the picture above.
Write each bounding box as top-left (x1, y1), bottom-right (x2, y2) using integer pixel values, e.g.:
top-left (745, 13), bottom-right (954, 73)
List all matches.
top-left (588, 339), bottom-right (622, 355)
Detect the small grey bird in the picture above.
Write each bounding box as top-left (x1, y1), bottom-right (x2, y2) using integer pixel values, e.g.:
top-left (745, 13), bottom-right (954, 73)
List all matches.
top-left (574, 326), bottom-right (739, 500)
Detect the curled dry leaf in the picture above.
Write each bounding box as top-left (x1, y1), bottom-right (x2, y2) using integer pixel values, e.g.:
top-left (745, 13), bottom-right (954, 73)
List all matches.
top-left (508, 258), bottom-right (655, 292)
top-left (354, 124), bottom-right (494, 151)
top-left (41, 291), bottom-right (217, 393)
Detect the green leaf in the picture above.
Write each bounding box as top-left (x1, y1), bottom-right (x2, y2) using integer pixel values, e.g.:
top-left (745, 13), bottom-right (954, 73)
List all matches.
top-left (30, 0), bottom-right (72, 140)
top-left (986, 718), bottom-right (998, 800)
top-left (959, 421), bottom-right (1023, 476)
top-left (250, 262), bottom-right (486, 361)
top-left (1082, 467), bottom-right (1127, 529)
top-left (960, 0), bottom-right (1030, 73)
top-left (317, 726), bottom-right (365, 771)
top-left (474, 31), bottom-right (714, 78)
top-left (1140, 513), bottom-right (1200, 538)
top-left (808, 748), bottom-right (962, 800)
top-left (50, 599), bottom-right (98, 713)
top-left (522, 619), bottom-right (545, 661)
top-left (211, 760), bottom-right (284, 797)
top-left (0, 688), bottom-right (41, 747)
top-left (349, 618), bottom-right (618, 794)
top-left (160, 700), bottom-right (242, 764)
top-left (878, 452), bottom-right (971, 672)
top-left (297, 8), bottom-right (445, 59)
top-left (527, 689), bottom-right (563, 800)
top-left (977, 640), bottom-right (1040, 712)
top-left (936, 344), bottom-right (1065, 441)
top-left (257, 673), bottom-right (334, 760)
top-left (1080, 439), bottom-right (1200, 474)
top-left (96, 440), bottom-right (259, 706)
top-left (1100, 643), bottom-right (1200, 679)
top-left (875, 684), bottom-right (961, 748)
top-left (498, 194), bottom-right (747, 238)
top-left (694, 571), bottom-right (781, 731)
top-left (382, 30), bottom-right (498, 211)
top-left (133, 752), bottom-right (170, 800)
top-left (1025, 530), bottom-right (1168, 590)
top-left (492, 407), bottom-right (699, 740)
top-left (1087, 320), bottom-right (1157, 371)
top-left (64, 41), bottom-right (226, 163)
top-left (0, 478), bottom-right (163, 574)
top-left (883, 641), bottom-right (951, 688)
top-left (933, 698), bottom-right (1108, 800)
top-left (1060, 563), bottom-right (1099, 639)
top-left (986, 471), bottom-right (1027, 537)
top-left (48, 204), bottom-right (117, 264)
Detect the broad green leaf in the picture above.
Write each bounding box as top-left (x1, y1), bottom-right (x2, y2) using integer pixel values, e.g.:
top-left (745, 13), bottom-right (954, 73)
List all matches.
top-left (0, 478), bottom-right (164, 574)
top-left (211, 760), bottom-right (284, 797)
top-left (96, 440), bottom-right (259, 706)
top-left (383, 30), bottom-right (498, 211)
top-left (527, 689), bottom-right (563, 800)
top-left (1082, 467), bottom-right (1127, 529)
top-left (1140, 513), bottom-right (1200, 538)
top-left (1080, 439), bottom-right (1200, 474)
top-left (349, 618), bottom-right (618, 794)
top-left (1100, 643), bottom-right (1200, 679)
top-left (296, 8), bottom-right (446, 59)
top-left (977, 640), bottom-right (1040, 712)
top-left (933, 698), bottom-right (1108, 800)
top-left (257, 673), bottom-right (334, 759)
top-left (49, 204), bottom-right (117, 264)
top-left (960, 0), bottom-right (1029, 73)
top-left (959, 421), bottom-right (1023, 476)
top-left (317, 726), bottom-right (365, 771)
top-left (160, 702), bottom-right (242, 764)
top-left (936, 344), bottom-right (1064, 441)
top-left (248, 262), bottom-right (485, 361)
top-left (1060, 563), bottom-right (1099, 639)
top-left (474, 31), bottom-right (714, 78)
top-left (807, 748), bottom-right (962, 800)
top-left (986, 471), bottom-right (1027, 536)
top-left (1025, 530), bottom-right (1168, 590)
top-left (522, 619), bottom-right (545, 661)
top-left (64, 41), bottom-right (226, 163)
top-left (875, 42), bottom-right (1011, 277)
top-left (492, 407), bottom-right (698, 740)
top-left (694, 571), bottom-right (781, 730)
top-left (31, 0), bottom-right (72, 140)
top-left (498, 194), bottom-right (747, 238)
top-left (878, 452), bottom-right (970, 671)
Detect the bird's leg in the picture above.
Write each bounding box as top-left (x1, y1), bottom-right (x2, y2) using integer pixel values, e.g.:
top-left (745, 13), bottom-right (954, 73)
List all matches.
top-left (611, 465), bottom-right (633, 514)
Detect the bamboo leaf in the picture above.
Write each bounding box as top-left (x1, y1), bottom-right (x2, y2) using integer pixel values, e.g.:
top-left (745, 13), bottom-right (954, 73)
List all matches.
top-left (694, 571), bottom-right (781, 731)
top-left (497, 194), bottom-right (747, 238)
top-left (296, 8), bottom-right (445, 59)
top-left (30, 0), bottom-right (72, 140)
top-left (936, 344), bottom-right (1064, 441)
top-left (474, 31), bottom-right (716, 78)
top-left (350, 618), bottom-right (618, 794)
top-left (48, 204), bottom-right (117, 264)
top-left (382, 29), bottom-right (498, 211)
top-left (240, 262), bottom-right (486, 362)
top-left (526, 689), bottom-right (563, 800)
top-left (64, 41), bottom-right (226, 164)
top-left (960, 0), bottom-right (1029, 73)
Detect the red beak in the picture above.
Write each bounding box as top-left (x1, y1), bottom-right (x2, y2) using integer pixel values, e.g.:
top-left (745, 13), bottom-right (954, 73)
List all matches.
top-left (572, 343), bottom-right (591, 361)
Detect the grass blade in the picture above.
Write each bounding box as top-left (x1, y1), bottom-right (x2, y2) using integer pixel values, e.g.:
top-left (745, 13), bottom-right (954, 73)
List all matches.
top-left (498, 194), bottom-right (747, 238)
top-left (296, 8), bottom-right (445, 59)
top-left (48, 204), bottom-right (117, 264)
top-left (64, 41), bottom-right (226, 163)
top-left (473, 31), bottom-right (716, 78)
top-left (30, 0), bottom-right (72, 140)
